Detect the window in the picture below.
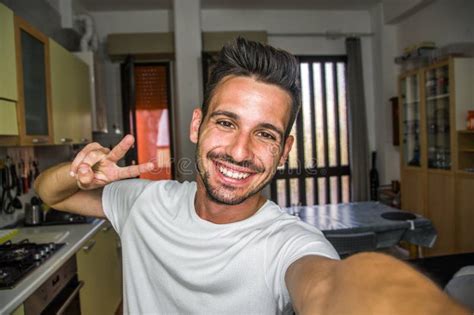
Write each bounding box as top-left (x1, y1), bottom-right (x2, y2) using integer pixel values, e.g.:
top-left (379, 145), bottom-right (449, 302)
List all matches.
top-left (270, 56), bottom-right (351, 207)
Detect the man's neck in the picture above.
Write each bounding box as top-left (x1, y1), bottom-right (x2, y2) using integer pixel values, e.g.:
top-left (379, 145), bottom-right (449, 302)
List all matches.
top-left (194, 180), bottom-right (267, 224)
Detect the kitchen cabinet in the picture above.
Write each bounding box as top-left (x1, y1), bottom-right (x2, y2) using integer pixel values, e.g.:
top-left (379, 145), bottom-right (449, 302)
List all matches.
top-left (454, 174), bottom-right (474, 253)
top-left (13, 16), bottom-right (53, 145)
top-left (399, 57), bottom-right (474, 256)
top-left (76, 223), bottom-right (122, 315)
top-left (0, 3), bottom-right (17, 102)
top-left (0, 4), bottom-right (19, 143)
top-left (49, 40), bottom-right (92, 144)
top-left (0, 100), bottom-right (19, 137)
top-left (10, 304), bottom-right (24, 315)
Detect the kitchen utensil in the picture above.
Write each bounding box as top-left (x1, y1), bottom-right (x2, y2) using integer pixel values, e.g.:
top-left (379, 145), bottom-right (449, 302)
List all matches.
top-left (1, 157), bottom-right (20, 214)
top-left (24, 201), bottom-right (43, 226)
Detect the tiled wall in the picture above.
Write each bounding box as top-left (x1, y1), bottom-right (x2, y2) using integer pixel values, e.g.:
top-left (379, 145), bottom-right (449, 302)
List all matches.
top-left (0, 145), bottom-right (76, 227)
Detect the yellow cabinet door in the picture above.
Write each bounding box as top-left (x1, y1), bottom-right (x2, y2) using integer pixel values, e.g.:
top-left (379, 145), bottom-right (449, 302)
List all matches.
top-left (0, 99), bottom-right (19, 136)
top-left (0, 3), bottom-right (17, 101)
top-left (77, 224), bottom-right (122, 315)
top-left (49, 40), bottom-right (92, 144)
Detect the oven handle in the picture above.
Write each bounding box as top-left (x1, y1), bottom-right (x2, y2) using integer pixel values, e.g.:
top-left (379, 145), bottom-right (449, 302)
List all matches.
top-left (56, 280), bottom-right (85, 315)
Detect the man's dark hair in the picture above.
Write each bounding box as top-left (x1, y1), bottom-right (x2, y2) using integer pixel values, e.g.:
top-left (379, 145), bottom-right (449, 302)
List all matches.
top-left (202, 37), bottom-right (301, 139)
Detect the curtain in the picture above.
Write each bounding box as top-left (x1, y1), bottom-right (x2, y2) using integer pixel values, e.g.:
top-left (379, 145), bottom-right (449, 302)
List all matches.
top-left (346, 37), bottom-right (370, 201)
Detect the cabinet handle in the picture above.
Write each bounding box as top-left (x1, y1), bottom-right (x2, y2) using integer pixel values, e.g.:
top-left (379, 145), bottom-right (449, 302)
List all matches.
top-left (82, 239), bottom-right (96, 253)
top-left (60, 138), bottom-right (73, 143)
top-left (81, 138), bottom-right (89, 143)
top-left (32, 138), bottom-right (48, 144)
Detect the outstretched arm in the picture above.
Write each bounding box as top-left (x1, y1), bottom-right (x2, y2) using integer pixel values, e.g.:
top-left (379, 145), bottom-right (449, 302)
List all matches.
top-left (34, 135), bottom-right (154, 218)
top-left (286, 252), bottom-right (470, 315)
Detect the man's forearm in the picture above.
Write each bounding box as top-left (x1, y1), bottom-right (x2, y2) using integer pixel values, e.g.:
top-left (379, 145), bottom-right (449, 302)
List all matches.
top-left (288, 253), bottom-right (470, 315)
top-left (34, 162), bottom-right (79, 208)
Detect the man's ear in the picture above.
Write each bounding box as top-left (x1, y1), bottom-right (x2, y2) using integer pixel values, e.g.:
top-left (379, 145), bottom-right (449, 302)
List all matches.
top-left (279, 135), bottom-right (294, 166)
top-left (189, 108), bottom-right (202, 144)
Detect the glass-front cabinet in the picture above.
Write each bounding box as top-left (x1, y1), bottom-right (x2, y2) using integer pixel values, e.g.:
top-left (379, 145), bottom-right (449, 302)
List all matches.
top-left (15, 16), bottom-right (53, 145)
top-left (400, 73), bottom-right (421, 167)
top-left (425, 64), bottom-right (451, 170)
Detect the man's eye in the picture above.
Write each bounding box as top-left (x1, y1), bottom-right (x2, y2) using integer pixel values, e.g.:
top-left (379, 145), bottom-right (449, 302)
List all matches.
top-left (258, 131), bottom-right (276, 141)
top-left (217, 120), bottom-right (234, 128)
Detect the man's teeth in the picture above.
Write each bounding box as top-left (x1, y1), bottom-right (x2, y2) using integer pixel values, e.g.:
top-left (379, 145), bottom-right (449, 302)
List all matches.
top-left (219, 166), bottom-right (250, 179)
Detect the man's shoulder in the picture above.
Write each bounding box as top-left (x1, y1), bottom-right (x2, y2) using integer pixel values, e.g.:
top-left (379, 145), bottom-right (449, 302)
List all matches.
top-left (261, 202), bottom-right (326, 238)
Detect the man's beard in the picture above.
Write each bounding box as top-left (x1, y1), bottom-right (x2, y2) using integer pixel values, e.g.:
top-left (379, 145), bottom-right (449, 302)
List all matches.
top-left (195, 147), bottom-right (272, 206)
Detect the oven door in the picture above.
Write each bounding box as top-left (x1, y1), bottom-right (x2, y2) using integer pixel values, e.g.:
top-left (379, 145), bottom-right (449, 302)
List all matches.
top-left (24, 257), bottom-right (84, 315)
top-left (41, 276), bottom-right (84, 315)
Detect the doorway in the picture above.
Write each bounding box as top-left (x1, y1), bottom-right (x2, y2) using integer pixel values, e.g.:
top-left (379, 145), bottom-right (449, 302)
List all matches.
top-left (121, 59), bottom-right (174, 180)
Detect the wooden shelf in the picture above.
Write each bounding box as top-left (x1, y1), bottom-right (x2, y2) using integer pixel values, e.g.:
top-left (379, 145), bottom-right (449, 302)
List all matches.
top-left (459, 148), bottom-right (474, 153)
top-left (456, 170), bottom-right (474, 177)
top-left (427, 168), bottom-right (453, 175)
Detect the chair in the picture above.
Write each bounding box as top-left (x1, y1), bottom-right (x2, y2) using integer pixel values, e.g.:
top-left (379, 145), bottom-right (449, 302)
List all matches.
top-left (444, 265), bottom-right (474, 311)
top-left (325, 232), bottom-right (377, 257)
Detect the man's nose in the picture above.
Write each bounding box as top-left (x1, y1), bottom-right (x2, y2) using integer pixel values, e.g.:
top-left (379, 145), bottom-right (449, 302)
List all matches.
top-left (227, 131), bottom-right (254, 163)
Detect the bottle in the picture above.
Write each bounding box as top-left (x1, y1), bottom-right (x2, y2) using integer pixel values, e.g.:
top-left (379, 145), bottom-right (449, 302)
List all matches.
top-left (369, 151), bottom-right (379, 201)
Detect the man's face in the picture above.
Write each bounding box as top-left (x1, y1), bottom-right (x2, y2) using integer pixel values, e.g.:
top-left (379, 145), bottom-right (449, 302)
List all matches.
top-left (190, 76), bottom-right (294, 205)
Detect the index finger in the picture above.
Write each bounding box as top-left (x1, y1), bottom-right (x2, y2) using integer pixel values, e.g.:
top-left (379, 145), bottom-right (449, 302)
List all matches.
top-left (117, 162), bottom-right (154, 180)
top-left (106, 134), bottom-right (135, 163)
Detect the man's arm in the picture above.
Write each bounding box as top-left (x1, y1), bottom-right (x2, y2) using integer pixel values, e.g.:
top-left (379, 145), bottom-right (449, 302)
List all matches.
top-left (34, 162), bottom-right (105, 217)
top-left (286, 252), bottom-right (470, 315)
top-left (34, 135), bottom-right (154, 218)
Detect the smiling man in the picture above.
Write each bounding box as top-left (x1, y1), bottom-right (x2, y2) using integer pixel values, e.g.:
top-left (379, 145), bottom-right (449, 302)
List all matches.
top-left (35, 38), bottom-right (469, 314)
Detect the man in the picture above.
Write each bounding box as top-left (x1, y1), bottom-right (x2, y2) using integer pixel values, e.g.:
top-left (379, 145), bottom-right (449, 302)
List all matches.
top-left (35, 38), bottom-right (468, 314)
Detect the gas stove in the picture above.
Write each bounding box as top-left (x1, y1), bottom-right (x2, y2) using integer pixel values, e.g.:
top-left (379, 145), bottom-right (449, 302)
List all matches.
top-left (0, 239), bottom-right (65, 289)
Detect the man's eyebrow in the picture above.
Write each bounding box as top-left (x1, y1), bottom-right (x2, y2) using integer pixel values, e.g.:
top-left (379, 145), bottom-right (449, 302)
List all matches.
top-left (209, 110), bottom-right (240, 120)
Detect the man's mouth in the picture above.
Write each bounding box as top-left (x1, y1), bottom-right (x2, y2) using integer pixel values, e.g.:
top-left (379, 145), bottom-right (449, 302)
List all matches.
top-left (218, 164), bottom-right (251, 180)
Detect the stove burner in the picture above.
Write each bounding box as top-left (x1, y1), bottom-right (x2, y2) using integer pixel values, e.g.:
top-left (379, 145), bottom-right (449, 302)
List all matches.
top-left (0, 239), bottom-right (65, 289)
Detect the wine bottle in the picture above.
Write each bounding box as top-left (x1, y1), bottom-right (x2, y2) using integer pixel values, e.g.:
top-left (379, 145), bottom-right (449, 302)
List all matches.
top-left (369, 151), bottom-right (379, 201)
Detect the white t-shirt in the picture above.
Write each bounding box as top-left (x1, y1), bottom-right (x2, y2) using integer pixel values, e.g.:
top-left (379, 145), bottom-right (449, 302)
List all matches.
top-left (103, 179), bottom-right (339, 315)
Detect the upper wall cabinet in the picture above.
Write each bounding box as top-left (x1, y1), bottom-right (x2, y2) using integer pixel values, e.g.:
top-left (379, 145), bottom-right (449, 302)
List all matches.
top-left (49, 40), bottom-right (92, 144)
top-left (14, 16), bottom-right (53, 145)
top-left (0, 3), bottom-right (17, 101)
top-left (0, 4), bottom-right (19, 141)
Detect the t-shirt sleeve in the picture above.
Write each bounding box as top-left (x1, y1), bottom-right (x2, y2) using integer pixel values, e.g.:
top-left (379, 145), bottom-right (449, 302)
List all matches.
top-left (102, 178), bottom-right (151, 235)
top-left (265, 218), bottom-right (340, 312)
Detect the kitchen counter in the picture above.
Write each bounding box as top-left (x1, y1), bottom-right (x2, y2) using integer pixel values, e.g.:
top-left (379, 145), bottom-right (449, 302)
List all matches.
top-left (0, 218), bottom-right (108, 314)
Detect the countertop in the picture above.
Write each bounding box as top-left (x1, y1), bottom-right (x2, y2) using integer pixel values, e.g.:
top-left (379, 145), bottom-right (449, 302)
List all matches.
top-left (0, 218), bottom-right (107, 314)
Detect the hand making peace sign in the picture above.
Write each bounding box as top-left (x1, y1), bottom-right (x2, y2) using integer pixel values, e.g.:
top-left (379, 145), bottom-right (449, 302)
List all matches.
top-left (70, 135), bottom-right (154, 190)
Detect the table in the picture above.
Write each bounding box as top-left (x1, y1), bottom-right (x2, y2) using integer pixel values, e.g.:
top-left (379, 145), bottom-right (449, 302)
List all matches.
top-left (286, 202), bottom-right (437, 252)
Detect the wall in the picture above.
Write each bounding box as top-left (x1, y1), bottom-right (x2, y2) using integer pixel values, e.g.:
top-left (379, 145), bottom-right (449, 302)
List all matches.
top-left (0, 0), bottom-right (80, 50)
top-left (395, 0), bottom-right (474, 49)
top-left (370, 4), bottom-right (399, 185)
